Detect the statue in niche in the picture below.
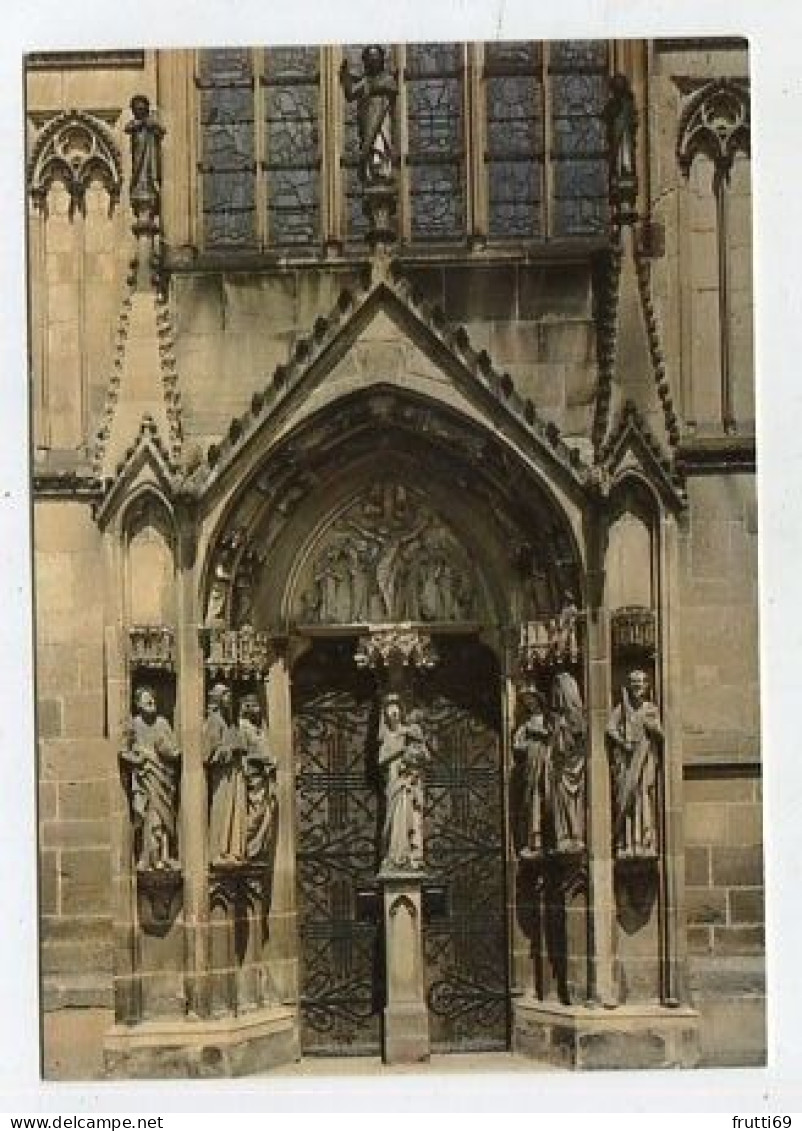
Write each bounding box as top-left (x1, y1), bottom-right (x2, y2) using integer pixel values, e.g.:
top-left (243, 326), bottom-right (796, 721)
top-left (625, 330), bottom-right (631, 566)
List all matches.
top-left (204, 683), bottom-right (249, 866)
top-left (548, 671), bottom-right (587, 854)
top-left (120, 686), bottom-right (181, 871)
top-left (238, 693), bottom-right (278, 862)
top-left (340, 46), bottom-right (397, 187)
top-left (125, 94), bottom-right (165, 228)
top-left (606, 669), bottom-right (663, 859)
top-left (511, 684), bottom-right (551, 858)
top-left (378, 693), bottom-right (433, 872)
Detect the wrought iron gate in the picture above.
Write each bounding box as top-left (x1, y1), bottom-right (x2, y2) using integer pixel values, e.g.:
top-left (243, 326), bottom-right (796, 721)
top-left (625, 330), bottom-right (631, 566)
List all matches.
top-left (294, 636), bottom-right (509, 1056)
top-left (294, 643), bottom-right (382, 1055)
top-left (418, 639), bottom-right (509, 1052)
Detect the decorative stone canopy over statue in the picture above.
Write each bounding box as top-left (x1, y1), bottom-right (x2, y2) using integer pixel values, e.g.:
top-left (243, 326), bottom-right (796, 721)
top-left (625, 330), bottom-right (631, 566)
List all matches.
top-left (606, 668), bottom-right (663, 859)
top-left (119, 686), bottom-right (181, 871)
top-left (378, 693), bottom-right (433, 873)
top-left (512, 671), bottom-right (588, 860)
top-left (125, 94), bottom-right (165, 234)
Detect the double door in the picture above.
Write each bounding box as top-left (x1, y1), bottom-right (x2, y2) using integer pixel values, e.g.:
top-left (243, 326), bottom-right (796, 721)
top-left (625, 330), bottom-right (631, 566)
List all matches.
top-left (293, 637), bottom-right (509, 1056)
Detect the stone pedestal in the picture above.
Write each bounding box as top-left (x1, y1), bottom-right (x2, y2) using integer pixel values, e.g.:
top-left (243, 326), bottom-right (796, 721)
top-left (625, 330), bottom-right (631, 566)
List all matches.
top-left (103, 1004), bottom-right (298, 1078)
top-left (513, 998), bottom-right (700, 1069)
top-left (380, 872), bottom-right (430, 1064)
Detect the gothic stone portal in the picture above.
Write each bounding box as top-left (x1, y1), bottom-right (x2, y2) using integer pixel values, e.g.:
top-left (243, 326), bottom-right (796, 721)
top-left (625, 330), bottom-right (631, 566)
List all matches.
top-left (293, 638), bottom-right (508, 1056)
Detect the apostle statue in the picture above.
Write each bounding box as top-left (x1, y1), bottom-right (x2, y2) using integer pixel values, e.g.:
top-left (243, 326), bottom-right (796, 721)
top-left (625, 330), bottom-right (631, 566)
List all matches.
top-left (238, 693), bottom-right (278, 862)
top-left (378, 693), bottom-right (432, 872)
top-left (125, 94), bottom-right (165, 230)
top-left (204, 683), bottom-right (248, 866)
top-left (548, 671), bottom-right (587, 854)
top-left (120, 685), bottom-right (181, 870)
top-left (511, 685), bottom-right (550, 859)
top-left (606, 669), bottom-right (663, 859)
top-left (339, 45), bottom-right (398, 187)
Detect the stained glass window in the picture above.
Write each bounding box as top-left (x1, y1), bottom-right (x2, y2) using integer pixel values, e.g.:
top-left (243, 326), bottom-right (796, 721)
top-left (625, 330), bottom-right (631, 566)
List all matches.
top-left (549, 39), bottom-right (609, 236)
top-left (406, 43), bottom-right (466, 241)
top-left (485, 42), bottom-right (544, 239)
top-left (198, 49), bottom-right (257, 248)
top-left (263, 47), bottom-right (321, 247)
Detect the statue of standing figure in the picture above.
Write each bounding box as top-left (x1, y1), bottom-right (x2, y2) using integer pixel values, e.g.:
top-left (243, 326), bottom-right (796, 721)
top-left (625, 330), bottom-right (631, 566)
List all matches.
top-left (512, 672), bottom-right (588, 859)
top-left (120, 686), bottom-right (181, 870)
top-left (238, 693), bottom-right (278, 862)
top-left (378, 693), bottom-right (432, 872)
top-left (125, 94), bottom-right (165, 230)
top-left (340, 45), bottom-right (398, 187)
top-left (604, 73), bottom-right (638, 215)
top-left (606, 669), bottom-right (663, 859)
top-left (204, 683), bottom-right (248, 866)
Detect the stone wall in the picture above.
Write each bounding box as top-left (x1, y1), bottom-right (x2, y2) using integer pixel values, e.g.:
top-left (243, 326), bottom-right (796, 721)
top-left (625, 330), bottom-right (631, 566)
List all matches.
top-left (36, 500), bottom-right (113, 1007)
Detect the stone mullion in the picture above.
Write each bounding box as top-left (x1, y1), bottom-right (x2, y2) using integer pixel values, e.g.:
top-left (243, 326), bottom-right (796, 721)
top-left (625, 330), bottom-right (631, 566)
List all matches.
top-left (254, 48), bottom-right (269, 250)
top-left (395, 43), bottom-right (411, 245)
top-left (466, 42), bottom-right (487, 243)
top-left (321, 46), bottom-right (344, 252)
top-left (31, 206), bottom-right (50, 449)
top-left (542, 44), bottom-right (553, 240)
top-left (156, 49), bottom-right (196, 252)
top-left (174, 515), bottom-right (209, 1018)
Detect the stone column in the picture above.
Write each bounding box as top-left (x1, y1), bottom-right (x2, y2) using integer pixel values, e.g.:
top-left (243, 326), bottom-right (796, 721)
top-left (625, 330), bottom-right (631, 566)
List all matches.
top-left (355, 626), bottom-right (436, 1064)
top-left (175, 514), bottom-right (208, 1018)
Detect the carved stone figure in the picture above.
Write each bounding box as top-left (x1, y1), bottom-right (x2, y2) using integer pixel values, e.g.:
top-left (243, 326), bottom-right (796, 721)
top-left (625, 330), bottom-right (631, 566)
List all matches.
top-left (238, 693), bottom-right (278, 862)
top-left (340, 46), bottom-right (397, 187)
top-left (511, 685), bottom-right (550, 858)
top-left (120, 686), bottom-right (181, 870)
top-left (548, 671), bottom-right (587, 854)
top-left (604, 73), bottom-right (638, 215)
top-left (378, 694), bottom-right (432, 872)
top-left (606, 669), bottom-right (663, 858)
top-left (125, 94), bottom-right (165, 230)
top-left (204, 683), bottom-right (248, 866)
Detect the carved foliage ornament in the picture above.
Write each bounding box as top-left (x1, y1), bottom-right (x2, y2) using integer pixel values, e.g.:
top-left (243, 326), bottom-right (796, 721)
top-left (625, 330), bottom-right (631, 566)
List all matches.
top-left (28, 109), bottom-right (123, 218)
top-left (676, 78), bottom-right (750, 182)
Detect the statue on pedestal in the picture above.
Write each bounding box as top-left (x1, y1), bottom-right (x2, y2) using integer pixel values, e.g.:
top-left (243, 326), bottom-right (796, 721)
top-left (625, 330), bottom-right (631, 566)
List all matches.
top-left (511, 685), bottom-right (550, 859)
top-left (204, 683), bottom-right (248, 866)
top-left (125, 94), bottom-right (165, 232)
top-left (378, 693), bottom-right (432, 872)
top-left (340, 46), bottom-right (397, 187)
top-left (606, 669), bottom-right (663, 858)
top-left (120, 686), bottom-right (181, 870)
top-left (604, 73), bottom-right (638, 220)
top-left (238, 693), bottom-right (278, 862)
top-left (548, 671), bottom-right (587, 855)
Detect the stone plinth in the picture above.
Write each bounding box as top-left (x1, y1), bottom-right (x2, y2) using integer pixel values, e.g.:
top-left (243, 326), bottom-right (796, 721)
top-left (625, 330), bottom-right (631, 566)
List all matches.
top-left (513, 999), bottom-right (700, 1070)
top-left (380, 872), bottom-right (430, 1064)
top-left (103, 1005), bottom-right (298, 1078)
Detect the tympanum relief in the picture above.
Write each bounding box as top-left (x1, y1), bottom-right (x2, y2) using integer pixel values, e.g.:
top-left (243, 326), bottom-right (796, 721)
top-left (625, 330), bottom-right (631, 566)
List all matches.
top-left (298, 482), bottom-right (478, 625)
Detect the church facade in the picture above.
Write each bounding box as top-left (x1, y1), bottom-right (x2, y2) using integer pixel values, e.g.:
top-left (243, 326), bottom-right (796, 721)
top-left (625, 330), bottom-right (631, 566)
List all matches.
top-left (28, 38), bottom-right (762, 1077)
